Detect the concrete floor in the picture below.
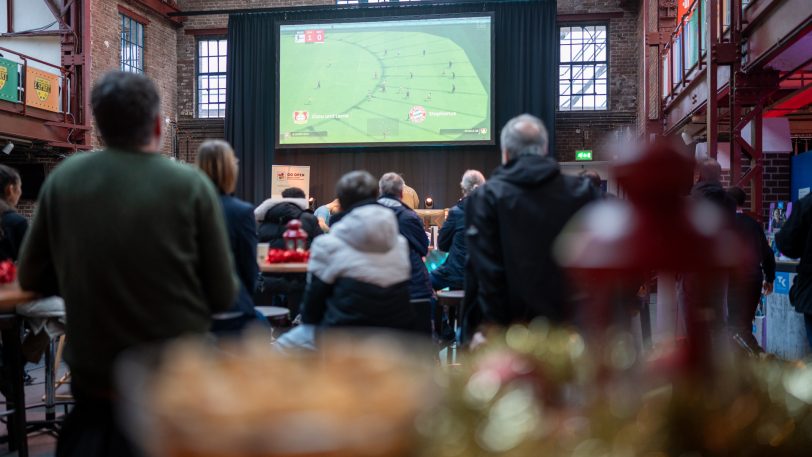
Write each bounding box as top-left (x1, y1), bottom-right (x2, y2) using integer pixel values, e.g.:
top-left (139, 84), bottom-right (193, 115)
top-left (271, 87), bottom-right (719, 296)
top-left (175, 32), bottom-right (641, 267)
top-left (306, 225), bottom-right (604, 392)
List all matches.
top-left (0, 361), bottom-right (69, 457)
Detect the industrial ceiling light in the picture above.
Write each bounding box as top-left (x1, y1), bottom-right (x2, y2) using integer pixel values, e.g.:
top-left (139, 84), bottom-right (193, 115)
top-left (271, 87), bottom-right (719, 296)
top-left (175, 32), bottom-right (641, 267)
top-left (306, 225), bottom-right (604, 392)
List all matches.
top-left (2, 142), bottom-right (13, 155)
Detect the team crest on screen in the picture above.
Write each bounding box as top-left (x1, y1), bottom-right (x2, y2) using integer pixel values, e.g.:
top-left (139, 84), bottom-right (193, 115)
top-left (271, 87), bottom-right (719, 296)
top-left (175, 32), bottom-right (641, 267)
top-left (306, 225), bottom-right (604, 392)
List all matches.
top-left (409, 106), bottom-right (427, 124)
top-left (0, 66), bottom-right (7, 90)
top-left (293, 111), bottom-right (309, 124)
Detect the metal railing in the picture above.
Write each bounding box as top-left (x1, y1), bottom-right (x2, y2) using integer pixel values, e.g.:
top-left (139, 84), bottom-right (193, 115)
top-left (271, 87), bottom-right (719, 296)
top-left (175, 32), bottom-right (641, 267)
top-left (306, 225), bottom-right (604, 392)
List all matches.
top-left (660, 0), bottom-right (743, 104)
top-left (0, 46), bottom-right (70, 118)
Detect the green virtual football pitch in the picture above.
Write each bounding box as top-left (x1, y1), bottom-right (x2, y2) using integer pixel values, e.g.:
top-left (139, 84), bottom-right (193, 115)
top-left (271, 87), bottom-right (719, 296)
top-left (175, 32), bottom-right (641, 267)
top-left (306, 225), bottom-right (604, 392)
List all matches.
top-left (278, 20), bottom-right (492, 146)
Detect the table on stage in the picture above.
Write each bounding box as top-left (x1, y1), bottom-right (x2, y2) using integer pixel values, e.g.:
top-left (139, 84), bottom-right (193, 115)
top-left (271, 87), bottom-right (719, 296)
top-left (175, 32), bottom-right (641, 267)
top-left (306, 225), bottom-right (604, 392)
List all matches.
top-left (259, 262), bottom-right (308, 274)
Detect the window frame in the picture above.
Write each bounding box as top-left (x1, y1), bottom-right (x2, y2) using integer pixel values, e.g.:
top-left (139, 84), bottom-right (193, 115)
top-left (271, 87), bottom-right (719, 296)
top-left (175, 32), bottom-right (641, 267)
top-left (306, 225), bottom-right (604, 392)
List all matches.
top-left (120, 13), bottom-right (146, 74)
top-left (195, 36), bottom-right (228, 119)
top-left (557, 22), bottom-right (610, 112)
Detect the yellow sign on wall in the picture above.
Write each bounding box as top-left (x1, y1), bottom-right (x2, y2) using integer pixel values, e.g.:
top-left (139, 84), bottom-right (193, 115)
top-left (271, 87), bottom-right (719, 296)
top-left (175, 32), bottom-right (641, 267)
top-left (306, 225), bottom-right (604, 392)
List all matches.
top-left (25, 67), bottom-right (60, 112)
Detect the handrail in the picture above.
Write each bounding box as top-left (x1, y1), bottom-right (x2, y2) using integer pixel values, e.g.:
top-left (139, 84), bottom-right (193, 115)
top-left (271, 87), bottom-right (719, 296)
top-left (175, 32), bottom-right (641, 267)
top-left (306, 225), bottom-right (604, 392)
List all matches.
top-left (660, 0), bottom-right (741, 104)
top-left (0, 45), bottom-right (69, 117)
top-left (0, 46), bottom-right (65, 73)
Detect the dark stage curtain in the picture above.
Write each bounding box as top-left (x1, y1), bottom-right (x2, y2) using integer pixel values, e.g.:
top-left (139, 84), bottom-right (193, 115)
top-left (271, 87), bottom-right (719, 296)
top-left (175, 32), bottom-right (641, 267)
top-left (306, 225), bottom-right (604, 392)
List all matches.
top-left (226, 0), bottom-right (557, 207)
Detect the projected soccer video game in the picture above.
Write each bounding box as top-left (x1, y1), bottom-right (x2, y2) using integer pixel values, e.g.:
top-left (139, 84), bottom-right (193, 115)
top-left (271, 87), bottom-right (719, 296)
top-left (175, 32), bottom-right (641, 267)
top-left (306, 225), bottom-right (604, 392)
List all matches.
top-left (277, 15), bottom-right (493, 147)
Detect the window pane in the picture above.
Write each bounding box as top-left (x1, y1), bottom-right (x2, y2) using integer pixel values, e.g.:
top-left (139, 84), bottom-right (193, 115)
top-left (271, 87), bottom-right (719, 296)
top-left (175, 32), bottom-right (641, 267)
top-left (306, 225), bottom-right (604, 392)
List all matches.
top-left (120, 14), bottom-right (144, 74)
top-left (596, 43), bottom-right (607, 61)
top-left (197, 39), bottom-right (228, 118)
top-left (558, 24), bottom-right (607, 111)
top-left (561, 46), bottom-right (571, 62)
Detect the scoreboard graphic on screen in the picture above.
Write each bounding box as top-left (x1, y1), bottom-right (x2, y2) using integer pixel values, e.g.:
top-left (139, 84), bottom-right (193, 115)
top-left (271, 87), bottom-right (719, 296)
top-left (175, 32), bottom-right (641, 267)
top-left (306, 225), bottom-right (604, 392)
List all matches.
top-left (277, 14), bottom-right (493, 147)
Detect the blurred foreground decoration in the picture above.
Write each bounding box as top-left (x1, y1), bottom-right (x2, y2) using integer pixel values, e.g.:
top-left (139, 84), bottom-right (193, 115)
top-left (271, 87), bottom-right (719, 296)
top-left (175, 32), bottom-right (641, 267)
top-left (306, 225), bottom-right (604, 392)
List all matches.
top-left (134, 328), bottom-right (812, 457)
top-left (125, 333), bottom-right (438, 457)
top-left (422, 324), bottom-right (812, 457)
top-left (555, 139), bottom-right (747, 370)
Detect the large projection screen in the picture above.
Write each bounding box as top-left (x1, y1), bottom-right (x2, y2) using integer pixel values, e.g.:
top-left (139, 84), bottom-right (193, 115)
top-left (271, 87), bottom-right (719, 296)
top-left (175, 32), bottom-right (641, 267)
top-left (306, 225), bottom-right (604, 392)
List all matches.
top-left (276, 14), bottom-right (494, 148)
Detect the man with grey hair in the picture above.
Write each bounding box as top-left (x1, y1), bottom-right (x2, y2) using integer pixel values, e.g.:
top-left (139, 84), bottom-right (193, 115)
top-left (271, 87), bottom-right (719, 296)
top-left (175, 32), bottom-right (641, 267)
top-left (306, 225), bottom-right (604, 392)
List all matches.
top-left (431, 170), bottom-right (485, 291)
top-left (378, 172), bottom-right (433, 302)
top-left (462, 114), bottom-right (598, 340)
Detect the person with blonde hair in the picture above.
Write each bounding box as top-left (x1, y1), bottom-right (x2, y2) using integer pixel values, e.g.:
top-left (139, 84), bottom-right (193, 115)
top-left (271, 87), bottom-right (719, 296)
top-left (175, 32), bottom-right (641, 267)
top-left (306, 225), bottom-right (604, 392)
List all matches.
top-left (197, 139), bottom-right (262, 334)
top-left (430, 169), bottom-right (485, 291)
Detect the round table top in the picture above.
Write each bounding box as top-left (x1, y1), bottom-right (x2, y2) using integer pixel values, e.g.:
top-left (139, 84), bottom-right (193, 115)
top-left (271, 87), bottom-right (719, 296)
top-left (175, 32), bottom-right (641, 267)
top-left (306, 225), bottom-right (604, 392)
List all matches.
top-left (256, 306), bottom-right (291, 318)
top-left (0, 283), bottom-right (38, 311)
top-left (437, 290), bottom-right (465, 299)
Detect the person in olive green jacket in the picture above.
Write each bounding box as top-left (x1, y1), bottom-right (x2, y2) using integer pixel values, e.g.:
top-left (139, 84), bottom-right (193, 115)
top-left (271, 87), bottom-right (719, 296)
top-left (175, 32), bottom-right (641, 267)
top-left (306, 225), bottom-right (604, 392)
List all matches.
top-left (18, 71), bottom-right (237, 457)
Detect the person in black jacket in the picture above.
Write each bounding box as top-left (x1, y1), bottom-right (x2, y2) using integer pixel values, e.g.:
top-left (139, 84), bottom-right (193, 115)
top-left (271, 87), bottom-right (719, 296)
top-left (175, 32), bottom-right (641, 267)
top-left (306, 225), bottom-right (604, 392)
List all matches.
top-left (776, 192), bottom-right (812, 348)
top-left (378, 172), bottom-right (433, 301)
top-left (726, 186), bottom-right (775, 351)
top-left (464, 114), bottom-right (598, 337)
top-left (690, 158), bottom-right (736, 213)
top-left (430, 169), bottom-right (485, 291)
top-left (0, 165), bottom-right (27, 261)
top-left (197, 140), bottom-right (262, 334)
top-left (275, 171), bottom-right (412, 351)
top-left (679, 158), bottom-right (736, 341)
top-left (255, 187), bottom-right (322, 249)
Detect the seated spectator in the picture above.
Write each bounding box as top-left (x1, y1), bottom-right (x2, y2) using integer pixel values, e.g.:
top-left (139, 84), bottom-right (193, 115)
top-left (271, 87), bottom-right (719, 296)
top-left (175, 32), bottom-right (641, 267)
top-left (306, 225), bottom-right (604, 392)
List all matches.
top-left (430, 169), bottom-right (485, 291)
top-left (0, 164), bottom-right (27, 261)
top-left (276, 171), bottom-right (412, 350)
top-left (255, 187), bottom-right (322, 248)
top-left (314, 197), bottom-right (340, 232)
top-left (378, 172), bottom-right (433, 301)
top-left (403, 183), bottom-right (420, 209)
top-left (196, 140), bottom-right (264, 334)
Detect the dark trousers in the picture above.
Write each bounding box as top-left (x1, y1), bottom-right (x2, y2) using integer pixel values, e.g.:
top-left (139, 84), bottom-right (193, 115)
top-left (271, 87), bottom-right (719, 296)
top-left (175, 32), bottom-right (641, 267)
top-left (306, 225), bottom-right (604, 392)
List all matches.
top-left (727, 277), bottom-right (763, 350)
top-left (56, 389), bottom-right (141, 457)
top-left (805, 313), bottom-right (812, 350)
top-left (429, 271), bottom-right (462, 292)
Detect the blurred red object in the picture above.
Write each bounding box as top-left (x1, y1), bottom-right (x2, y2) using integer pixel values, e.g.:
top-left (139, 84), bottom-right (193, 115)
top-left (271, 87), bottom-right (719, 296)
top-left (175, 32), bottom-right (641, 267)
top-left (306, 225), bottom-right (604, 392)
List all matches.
top-left (0, 261), bottom-right (16, 284)
top-left (282, 219), bottom-right (308, 252)
top-left (556, 139), bottom-right (747, 373)
top-left (266, 248), bottom-right (309, 264)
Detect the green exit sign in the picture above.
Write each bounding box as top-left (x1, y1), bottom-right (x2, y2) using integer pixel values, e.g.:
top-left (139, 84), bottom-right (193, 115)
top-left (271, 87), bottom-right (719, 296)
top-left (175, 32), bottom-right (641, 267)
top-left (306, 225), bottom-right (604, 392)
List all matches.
top-left (575, 150), bottom-right (593, 161)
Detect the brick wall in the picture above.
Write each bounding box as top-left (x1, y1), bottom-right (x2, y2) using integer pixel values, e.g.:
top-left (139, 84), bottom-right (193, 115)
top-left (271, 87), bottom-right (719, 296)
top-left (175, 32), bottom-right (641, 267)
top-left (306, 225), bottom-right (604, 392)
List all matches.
top-left (176, 0), bottom-right (334, 158)
top-left (176, 118), bottom-right (226, 164)
top-left (762, 152), bottom-right (792, 221)
top-left (555, 0), bottom-right (640, 162)
top-left (90, 0), bottom-right (179, 155)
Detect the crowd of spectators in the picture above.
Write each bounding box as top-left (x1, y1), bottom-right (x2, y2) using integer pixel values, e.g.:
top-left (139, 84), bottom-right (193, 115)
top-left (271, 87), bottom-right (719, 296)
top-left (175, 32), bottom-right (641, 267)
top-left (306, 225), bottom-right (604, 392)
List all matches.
top-left (0, 71), bottom-right (807, 457)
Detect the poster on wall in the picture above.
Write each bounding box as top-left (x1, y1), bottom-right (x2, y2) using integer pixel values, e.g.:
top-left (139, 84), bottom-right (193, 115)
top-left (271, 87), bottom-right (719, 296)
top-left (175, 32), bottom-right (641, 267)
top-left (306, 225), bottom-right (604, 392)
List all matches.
top-left (271, 165), bottom-right (310, 198)
top-left (0, 58), bottom-right (20, 103)
top-left (25, 67), bottom-right (60, 112)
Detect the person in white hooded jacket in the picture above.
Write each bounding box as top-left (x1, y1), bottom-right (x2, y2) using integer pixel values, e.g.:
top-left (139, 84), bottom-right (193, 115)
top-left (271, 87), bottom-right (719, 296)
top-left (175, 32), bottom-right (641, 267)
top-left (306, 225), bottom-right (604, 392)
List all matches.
top-left (276, 171), bottom-right (413, 350)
